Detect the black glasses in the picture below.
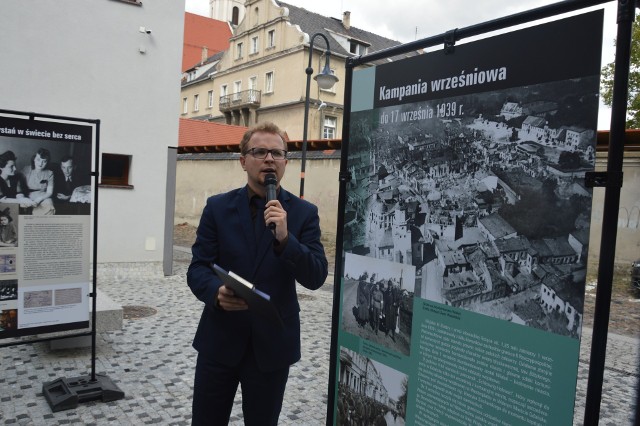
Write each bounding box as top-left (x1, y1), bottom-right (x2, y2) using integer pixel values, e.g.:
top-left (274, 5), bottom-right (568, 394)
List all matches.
top-left (246, 148), bottom-right (287, 160)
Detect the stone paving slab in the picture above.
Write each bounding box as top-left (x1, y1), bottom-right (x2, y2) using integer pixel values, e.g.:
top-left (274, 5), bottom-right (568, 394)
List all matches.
top-left (0, 251), bottom-right (638, 425)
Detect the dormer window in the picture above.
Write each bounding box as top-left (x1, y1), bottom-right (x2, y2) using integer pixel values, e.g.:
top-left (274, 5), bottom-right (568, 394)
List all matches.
top-left (349, 40), bottom-right (369, 56)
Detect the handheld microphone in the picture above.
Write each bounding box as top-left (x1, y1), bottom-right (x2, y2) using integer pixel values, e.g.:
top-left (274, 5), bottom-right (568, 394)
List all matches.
top-left (264, 173), bottom-right (277, 230)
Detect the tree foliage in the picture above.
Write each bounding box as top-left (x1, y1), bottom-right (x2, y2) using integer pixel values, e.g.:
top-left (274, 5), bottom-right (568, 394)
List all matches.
top-left (601, 18), bottom-right (640, 129)
top-left (558, 151), bottom-right (582, 169)
top-left (499, 189), bottom-right (589, 240)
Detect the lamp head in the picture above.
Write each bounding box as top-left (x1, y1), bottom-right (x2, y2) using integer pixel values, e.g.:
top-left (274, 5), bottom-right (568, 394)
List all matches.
top-left (314, 61), bottom-right (339, 90)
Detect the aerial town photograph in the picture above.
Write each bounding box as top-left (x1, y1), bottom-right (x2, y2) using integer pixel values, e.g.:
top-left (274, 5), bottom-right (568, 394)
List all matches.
top-left (342, 76), bottom-right (599, 340)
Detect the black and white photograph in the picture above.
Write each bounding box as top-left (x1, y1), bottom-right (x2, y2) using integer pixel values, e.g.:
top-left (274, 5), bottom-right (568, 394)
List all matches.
top-left (341, 253), bottom-right (414, 355)
top-left (337, 347), bottom-right (408, 426)
top-left (0, 279), bottom-right (18, 301)
top-left (0, 204), bottom-right (18, 247)
top-left (344, 75), bottom-right (597, 340)
top-left (0, 138), bottom-right (92, 216)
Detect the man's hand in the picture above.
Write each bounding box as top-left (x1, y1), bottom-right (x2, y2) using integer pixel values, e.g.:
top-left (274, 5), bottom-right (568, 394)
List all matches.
top-left (216, 285), bottom-right (248, 311)
top-left (264, 199), bottom-right (288, 242)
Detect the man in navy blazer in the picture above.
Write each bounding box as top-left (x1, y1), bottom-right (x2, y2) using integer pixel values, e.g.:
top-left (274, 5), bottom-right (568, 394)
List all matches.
top-left (187, 122), bottom-right (328, 425)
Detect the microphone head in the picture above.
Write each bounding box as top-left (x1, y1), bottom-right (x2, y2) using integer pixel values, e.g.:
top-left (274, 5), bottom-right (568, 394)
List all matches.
top-left (264, 173), bottom-right (277, 186)
top-left (264, 173), bottom-right (278, 219)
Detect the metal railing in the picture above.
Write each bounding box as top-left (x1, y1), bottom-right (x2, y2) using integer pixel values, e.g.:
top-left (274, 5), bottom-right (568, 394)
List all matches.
top-left (219, 89), bottom-right (261, 111)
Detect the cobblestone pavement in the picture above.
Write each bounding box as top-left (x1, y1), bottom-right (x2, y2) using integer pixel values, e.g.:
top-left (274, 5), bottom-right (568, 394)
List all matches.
top-left (0, 248), bottom-right (638, 425)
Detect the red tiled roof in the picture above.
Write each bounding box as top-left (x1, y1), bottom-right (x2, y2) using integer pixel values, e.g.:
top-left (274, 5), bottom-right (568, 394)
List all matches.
top-left (183, 13), bottom-right (231, 72)
top-left (287, 139), bottom-right (342, 151)
top-left (179, 119), bottom-right (342, 153)
top-left (179, 118), bottom-right (248, 152)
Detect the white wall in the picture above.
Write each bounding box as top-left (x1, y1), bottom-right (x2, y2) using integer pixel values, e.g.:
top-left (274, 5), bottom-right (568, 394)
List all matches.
top-left (0, 0), bottom-right (184, 262)
top-left (590, 152), bottom-right (640, 264)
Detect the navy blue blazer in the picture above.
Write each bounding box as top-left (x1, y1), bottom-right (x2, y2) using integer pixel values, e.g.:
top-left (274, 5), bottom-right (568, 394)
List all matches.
top-left (187, 185), bottom-right (328, 372)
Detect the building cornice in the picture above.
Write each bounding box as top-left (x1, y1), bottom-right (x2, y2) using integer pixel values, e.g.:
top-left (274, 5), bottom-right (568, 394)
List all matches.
top-left (212, 45), bottom-right (304, 79)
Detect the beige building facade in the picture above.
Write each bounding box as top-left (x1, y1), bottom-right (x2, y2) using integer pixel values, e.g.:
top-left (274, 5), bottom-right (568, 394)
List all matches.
top-left (180, 0), bottom-right (414, 142)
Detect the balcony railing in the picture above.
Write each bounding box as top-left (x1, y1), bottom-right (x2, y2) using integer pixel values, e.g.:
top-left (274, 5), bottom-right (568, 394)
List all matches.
top-left (219, 89), bottom-right (261, 112)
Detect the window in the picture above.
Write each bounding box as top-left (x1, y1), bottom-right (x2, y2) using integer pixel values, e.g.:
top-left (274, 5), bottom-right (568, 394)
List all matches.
top-left (208, 90), bottom-right (214, 108)
top-left (251, 36), bottom-right (259, 54)
top-left (349, 41), bottom-right (369, 56)
top-left (267, 30), bottom-right (275, 48)
top-left (233, 81), bottom-right (242, 101)
top-left (194, 94), bottom-right (200, 112)
top-left (219, 85), bottom-right (228, 108)
top-left (248, 77), bottom-right (258, 102)
top-left (182, 97), bottom-right (188, 114)
top-left (232, 7), bottom-right (239, 25)
top-left (323, 116), bottom-right (337, 139)
top-left (101, 153), bottom-right (132, 187)
top-left (265, 71), bottom-right (274, 93)
top-left (236, 42), bottom-right (243, 59)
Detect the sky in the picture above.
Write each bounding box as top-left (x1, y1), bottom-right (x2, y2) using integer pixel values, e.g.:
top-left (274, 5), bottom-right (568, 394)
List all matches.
top-left (184, 0), bottom-right (621, 129)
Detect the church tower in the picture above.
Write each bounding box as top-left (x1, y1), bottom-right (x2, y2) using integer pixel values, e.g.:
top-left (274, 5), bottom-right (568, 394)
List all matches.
top-left (210, 0), bottom-right (245, 26)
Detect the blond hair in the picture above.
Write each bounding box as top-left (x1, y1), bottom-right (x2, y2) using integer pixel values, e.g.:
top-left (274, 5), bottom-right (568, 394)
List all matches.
top-left (239, 122), bottom-right (286, 155)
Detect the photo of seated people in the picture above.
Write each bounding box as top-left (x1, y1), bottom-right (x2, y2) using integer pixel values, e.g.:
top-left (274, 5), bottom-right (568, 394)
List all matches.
top-left (0, 138), bottom-right (92, 216)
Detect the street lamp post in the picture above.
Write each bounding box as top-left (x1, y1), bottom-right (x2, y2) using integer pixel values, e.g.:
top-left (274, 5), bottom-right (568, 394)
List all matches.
top-left (299, 32), bottom-right (339, 199)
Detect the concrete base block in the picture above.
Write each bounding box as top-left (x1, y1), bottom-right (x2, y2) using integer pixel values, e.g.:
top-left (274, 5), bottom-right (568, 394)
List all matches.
top-left (50, 335), bottom-right (92, 350)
